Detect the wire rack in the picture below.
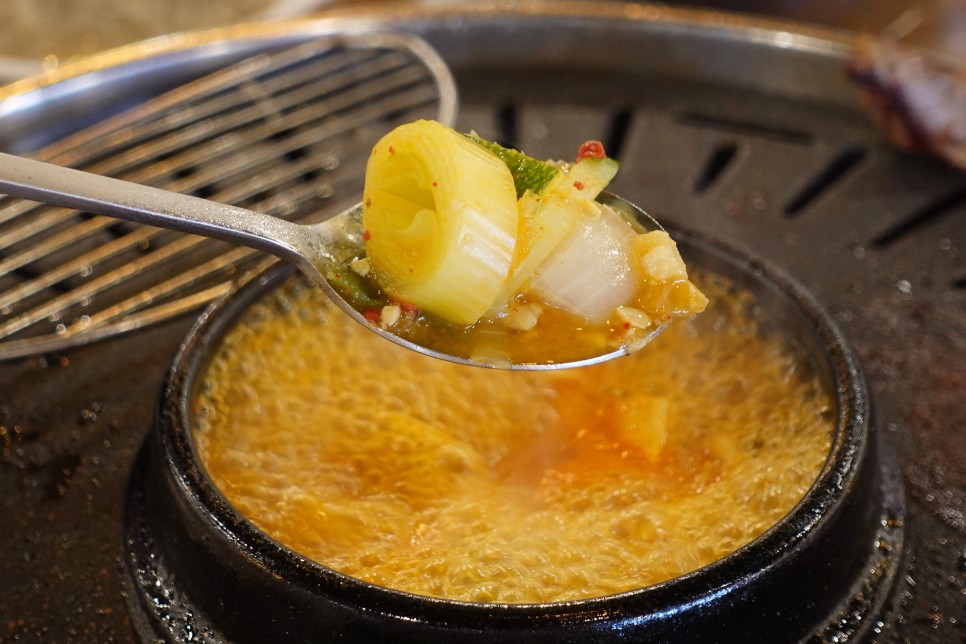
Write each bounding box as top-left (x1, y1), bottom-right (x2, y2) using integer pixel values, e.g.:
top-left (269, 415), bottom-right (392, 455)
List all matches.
top-left (0, 32), bottom-right (456, 360)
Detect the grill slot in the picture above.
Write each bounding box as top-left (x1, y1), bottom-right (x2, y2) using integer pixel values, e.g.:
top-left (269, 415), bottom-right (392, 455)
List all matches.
top-left (873, 185), bottom-right (966, 247)
top-left (496, 103), bottom-right (519, 149)
top-left (783, 145), bottom-right (868, 216)
top-left (0, 33), bottom-right (455, 360)
top-left (694, 142), bottom-right (739, 193)
top-left (604, 107), bottom-right (634, 161)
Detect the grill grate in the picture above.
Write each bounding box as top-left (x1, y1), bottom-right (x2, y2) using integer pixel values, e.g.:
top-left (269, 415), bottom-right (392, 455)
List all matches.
top-left (0, 33), bottom-right (456, 360)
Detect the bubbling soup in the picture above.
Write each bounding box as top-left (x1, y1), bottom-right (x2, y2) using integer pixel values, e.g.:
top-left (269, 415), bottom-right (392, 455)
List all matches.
top-left (193, 272), bottom-right (832, 604)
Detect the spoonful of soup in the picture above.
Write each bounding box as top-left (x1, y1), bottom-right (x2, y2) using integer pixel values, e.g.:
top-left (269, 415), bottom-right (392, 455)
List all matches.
top-left (0, 120), bottom-right (706, 369)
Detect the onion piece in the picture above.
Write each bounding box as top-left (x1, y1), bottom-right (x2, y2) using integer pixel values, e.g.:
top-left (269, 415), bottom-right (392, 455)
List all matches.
top-left (527, 204), bottom-right (638, 323)
top-left (495, 157), bottom-right (620, 307)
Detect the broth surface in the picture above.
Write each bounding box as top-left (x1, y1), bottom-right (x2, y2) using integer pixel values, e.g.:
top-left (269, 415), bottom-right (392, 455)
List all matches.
top-left (194, 273), bottom-right (832, 603)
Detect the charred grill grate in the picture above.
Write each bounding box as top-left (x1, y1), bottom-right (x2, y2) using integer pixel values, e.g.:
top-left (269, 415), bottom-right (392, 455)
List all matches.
top-left (0, 33), bottom-right (455, 360)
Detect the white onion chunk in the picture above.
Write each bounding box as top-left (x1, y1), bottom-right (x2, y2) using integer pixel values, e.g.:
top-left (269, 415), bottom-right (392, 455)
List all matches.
top-left (527, 205), bottom-right (638, 323)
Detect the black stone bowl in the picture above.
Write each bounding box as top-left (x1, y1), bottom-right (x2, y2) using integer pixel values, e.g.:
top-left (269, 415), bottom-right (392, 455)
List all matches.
top-left (122, 226), bottom-right (905, 643)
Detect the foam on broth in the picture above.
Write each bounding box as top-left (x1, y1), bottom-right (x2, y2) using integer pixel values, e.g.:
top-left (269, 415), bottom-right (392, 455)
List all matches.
top-left (193, 273), bottom-right (832, 603)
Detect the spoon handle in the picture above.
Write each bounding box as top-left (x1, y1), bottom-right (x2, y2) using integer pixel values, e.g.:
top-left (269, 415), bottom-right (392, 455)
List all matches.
top-left (0, 152), bottom-right (325, 284)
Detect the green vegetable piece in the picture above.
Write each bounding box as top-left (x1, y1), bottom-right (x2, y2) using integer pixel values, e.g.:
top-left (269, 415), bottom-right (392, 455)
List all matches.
top-left (326, 261), bottom-right (388, 311)
top-left (467, 134), bottom-right (559, 198)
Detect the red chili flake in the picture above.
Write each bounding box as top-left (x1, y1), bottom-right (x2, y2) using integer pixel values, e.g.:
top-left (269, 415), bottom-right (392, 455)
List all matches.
top-left (363, 229), bottom-right (371, 241)
top-left (432, 181), bottom-right (438, 187)
top-left (576, 140), bottom-right (606, 162)
top-left (622, 322), bottom-right (632, 330)
top-left (573, 180), bottom-right (585, 190)
top-left (399, 301), bottom-right (420, 317)
top-left (388, 145), bottom-right (396, 155)
top-left (363, 309), bottom-right (381, 323)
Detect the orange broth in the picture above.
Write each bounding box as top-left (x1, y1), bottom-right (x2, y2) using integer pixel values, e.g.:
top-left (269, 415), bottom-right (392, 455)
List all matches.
top-left (193, 274), bottom-right (832, 603)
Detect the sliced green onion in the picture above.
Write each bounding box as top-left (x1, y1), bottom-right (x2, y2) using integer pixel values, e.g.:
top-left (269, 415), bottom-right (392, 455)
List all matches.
top-left (326, 261), bottom-right (387, 311)
top-left (466, 133), bottom-right (559, 198)
top-left (363, 120), bottom-right (519, 325)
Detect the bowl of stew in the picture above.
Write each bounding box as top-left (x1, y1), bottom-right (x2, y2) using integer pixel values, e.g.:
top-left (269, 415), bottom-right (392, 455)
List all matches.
top-left (122, 225), bottom-right (904, 643)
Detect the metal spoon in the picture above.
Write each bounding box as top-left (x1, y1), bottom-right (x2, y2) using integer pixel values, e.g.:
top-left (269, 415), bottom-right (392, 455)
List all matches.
top-left (0, 151), bottom-right (666, 370)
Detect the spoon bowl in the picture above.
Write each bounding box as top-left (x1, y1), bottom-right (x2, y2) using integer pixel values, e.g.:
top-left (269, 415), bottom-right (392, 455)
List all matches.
top-left (0, 152), bottom-right (666, 369)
